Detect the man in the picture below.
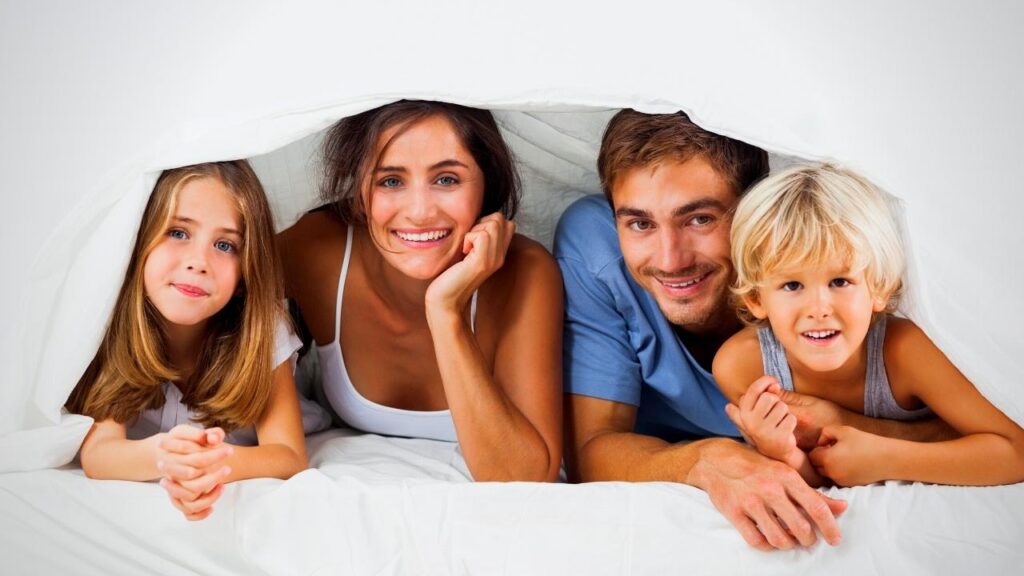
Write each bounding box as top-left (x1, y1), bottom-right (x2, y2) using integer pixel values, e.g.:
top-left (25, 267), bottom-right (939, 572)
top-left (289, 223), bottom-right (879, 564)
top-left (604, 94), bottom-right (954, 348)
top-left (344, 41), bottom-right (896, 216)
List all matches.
top-left (554, 110), bottom-right (947, 550)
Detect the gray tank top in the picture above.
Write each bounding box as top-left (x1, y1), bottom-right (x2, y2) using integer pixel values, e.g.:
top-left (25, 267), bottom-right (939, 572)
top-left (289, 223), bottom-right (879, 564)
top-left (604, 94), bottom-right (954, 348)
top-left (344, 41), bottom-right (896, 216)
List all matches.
top-left (757, 315), bottom-right (932, 420)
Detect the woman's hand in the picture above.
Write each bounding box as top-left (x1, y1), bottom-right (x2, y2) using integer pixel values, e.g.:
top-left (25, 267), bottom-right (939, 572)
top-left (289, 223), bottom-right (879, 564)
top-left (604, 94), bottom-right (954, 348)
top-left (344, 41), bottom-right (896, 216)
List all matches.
top-left (425, 213), bottom-right (515, 318)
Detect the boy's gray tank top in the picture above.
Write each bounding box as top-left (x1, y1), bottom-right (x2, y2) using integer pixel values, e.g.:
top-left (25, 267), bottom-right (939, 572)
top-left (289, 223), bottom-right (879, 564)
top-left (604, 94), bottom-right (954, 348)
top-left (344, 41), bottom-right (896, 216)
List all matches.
top-left (757, 315), bottom-right (932, 421)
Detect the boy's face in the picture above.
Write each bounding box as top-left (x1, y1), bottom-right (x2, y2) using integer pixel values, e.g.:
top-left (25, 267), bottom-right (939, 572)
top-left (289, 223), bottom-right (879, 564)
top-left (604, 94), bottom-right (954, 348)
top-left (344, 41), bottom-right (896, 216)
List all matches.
top-left (744, 259), bottom-right (887, 375)
top-left (612, 155), bottom-right (738, 334)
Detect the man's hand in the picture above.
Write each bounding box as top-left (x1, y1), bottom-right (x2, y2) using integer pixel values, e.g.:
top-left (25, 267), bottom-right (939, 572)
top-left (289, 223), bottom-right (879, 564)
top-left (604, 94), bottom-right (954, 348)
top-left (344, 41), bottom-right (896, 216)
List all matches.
top-left (687, 439), bottom-right (846, 550)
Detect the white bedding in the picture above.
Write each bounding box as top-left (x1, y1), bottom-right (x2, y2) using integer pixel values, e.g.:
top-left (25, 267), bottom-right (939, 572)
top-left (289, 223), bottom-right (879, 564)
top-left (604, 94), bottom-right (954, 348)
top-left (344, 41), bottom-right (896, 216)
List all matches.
top-left (3, 428), bottom-right (1022, 576)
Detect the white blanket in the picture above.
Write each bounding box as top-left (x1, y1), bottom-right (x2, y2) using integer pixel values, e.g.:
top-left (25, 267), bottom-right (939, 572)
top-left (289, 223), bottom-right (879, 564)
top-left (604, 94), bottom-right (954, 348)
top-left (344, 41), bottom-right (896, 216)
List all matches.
top-left (3, 429), bottom-right (1022, 575)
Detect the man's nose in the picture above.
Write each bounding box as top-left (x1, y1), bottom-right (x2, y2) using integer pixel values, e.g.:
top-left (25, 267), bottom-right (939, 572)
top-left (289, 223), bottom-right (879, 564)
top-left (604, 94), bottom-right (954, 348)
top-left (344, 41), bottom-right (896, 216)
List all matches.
top-left (655, 229), bottom-right (695, 272)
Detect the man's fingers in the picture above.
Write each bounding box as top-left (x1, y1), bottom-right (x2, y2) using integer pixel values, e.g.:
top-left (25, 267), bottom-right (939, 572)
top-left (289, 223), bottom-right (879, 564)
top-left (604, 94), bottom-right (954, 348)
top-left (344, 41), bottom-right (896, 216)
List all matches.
top-left (825, 495), bottom-right (848, 517)
top-left (748, 503), bottom-right (797, 550)
top-left (787, 483), bottom-right (842, 546)
top-left (728, 513), bottom-right (772, 552)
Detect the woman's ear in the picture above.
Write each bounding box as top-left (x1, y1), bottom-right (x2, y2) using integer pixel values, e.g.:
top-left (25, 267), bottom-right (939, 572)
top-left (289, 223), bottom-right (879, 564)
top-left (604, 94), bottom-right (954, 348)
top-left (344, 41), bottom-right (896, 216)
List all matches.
top-left (743, 291), bottom-right (768, 320)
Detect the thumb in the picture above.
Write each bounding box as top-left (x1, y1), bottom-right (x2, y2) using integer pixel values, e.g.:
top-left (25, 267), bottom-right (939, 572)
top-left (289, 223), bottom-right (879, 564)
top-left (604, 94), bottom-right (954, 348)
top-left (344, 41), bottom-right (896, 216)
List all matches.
top-left (818, 425), bottom-right (841, 446)
top-left (825, 495), bottom-right (848, 517)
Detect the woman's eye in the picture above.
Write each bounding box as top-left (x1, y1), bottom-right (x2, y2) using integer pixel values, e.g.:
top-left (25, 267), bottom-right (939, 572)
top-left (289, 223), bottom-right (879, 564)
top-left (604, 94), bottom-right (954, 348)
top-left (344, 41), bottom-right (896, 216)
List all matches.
top-left (628, 220), bottom-right (653, 232)
top-left (168, 229), bottom-right (188, 240)
top-left (831, 278), bottom-right (851, 288)
top-left (379, 176), bottom-right (401, 188)
top-left (782, 281), bottom-right (802, 291)
top-left (214, 240), bottom-right (236, 254)
top-left (436, 175), bottom-right (459, 186)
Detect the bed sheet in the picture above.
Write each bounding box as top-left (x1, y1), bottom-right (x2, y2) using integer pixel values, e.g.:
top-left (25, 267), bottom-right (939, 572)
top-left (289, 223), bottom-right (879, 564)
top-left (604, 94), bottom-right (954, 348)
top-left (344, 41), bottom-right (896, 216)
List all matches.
top-left (3, 428), bottom-right (1023, 576)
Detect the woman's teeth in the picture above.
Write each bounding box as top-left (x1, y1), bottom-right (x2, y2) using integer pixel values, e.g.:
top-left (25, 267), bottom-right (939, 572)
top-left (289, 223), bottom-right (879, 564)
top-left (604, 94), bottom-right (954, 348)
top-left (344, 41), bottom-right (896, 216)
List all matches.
top-left (394, 230), bottom-right (449, 242)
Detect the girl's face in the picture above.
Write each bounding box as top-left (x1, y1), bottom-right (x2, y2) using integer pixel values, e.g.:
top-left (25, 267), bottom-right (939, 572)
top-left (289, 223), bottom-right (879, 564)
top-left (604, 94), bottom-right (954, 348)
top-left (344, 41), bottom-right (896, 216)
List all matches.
top-left (745, 257), bottom-right (886, 376)
top-left (143, 177), bottom-right (243, 331)
top-left (364, 114), bottom-right (485, 280)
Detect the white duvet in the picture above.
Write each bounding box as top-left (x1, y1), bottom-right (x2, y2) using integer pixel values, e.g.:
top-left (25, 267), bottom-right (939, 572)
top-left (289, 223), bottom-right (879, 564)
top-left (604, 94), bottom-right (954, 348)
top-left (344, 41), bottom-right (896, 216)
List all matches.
top-left (3, 429), bottom-right (1022, 575)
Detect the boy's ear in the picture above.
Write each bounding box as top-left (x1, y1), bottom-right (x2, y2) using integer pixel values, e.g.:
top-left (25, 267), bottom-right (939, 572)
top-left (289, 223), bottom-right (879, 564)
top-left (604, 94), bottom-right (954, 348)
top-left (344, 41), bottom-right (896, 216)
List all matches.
top-left (743, 292), bottom-right (769, 320)
top-left (872, 292), bottom-right (889, 313)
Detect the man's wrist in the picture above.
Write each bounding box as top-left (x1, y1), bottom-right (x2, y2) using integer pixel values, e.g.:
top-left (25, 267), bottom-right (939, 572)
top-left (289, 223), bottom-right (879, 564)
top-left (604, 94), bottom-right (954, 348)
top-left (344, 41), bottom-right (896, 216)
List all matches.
top-left (684, 437), bottom-right (742, 490)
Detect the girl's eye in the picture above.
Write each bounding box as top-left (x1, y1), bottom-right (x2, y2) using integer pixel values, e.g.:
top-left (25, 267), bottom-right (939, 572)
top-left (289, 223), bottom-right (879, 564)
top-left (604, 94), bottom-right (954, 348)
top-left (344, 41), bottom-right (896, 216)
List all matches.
top-left (831, 278), bottom-right (851, 288)
top-left (379, 176), bottom-right (402, 188)
top-left (168, 229), bottom-right (188, 240)
top-left (436, 175), bottom-right (459, 186)
top-left (214, 240), bottom-right (236, 254)
top-left (782, 281), bottom-right (802, 291)
top-left (628, 220), bottom-right (653, 232)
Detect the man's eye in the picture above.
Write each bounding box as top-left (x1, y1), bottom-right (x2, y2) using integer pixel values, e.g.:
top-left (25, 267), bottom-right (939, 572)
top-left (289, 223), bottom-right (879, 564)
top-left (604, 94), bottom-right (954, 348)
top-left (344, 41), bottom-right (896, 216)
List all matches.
top-left (168, 229), bottom-right (187, 240)
top-left (782, 281), bottom-right (802, 291)
top-left (831, 278), bottom-right (851, 288)
top-left (690, 215), bottom-right (714, 226)
top-left (436, 175), bottom-right (459, 186)
top-left (379, 177), bottom-right (401, 188)
top-left (628, 220), bottom-right (653, 232)
top-left (215, 240), bottom-right (236, 254)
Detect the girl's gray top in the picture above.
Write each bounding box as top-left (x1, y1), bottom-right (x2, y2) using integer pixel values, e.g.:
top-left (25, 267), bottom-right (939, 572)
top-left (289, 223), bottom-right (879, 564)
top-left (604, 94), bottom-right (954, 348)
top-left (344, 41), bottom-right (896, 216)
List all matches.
top-left (757, 314), bottom-right (932, 421)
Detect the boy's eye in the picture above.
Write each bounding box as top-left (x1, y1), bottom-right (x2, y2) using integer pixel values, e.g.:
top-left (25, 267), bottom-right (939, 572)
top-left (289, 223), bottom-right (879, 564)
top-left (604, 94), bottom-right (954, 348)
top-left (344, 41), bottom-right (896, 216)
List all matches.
top-left (782, 281), bottom-right (802, 291)
top-left (379, 176), bottom-right (401, 188)
top-left (214, 240), bottom-right (236, 254)
top-left (830, 278), bottom-right (851, 288)
top-left (436, 175), bottom-right (459, 186)
top-left (628, 220), bottom-right (653, 232)
top-left (168, 229), bottom-right (188, 240)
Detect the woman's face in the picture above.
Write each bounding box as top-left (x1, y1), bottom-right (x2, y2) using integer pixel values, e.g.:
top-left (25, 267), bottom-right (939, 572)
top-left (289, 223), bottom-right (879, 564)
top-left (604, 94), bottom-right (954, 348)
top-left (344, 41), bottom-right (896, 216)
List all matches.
top-left (364, 114), bottom-right (485, 280)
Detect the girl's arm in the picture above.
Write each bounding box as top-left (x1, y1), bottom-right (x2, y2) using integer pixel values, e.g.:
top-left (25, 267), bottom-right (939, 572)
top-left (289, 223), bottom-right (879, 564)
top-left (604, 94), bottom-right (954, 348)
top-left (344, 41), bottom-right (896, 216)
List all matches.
top-left (815, 318), bottom-right (1024, 486)
top-left (79, 419), bottom-right (231, 482)
top-left (426, 219), bottom-right (563, 482)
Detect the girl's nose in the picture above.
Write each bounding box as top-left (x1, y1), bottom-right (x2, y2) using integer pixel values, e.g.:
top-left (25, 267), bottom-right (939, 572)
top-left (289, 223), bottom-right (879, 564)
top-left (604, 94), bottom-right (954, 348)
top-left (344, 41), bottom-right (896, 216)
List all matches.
top-left (185, 247), bottom-right (209, 274)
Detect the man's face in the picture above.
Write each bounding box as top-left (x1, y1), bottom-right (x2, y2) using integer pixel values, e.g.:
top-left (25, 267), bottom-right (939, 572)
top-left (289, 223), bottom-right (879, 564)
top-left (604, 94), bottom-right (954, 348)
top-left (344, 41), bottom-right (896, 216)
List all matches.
top-left (612, 155), bottom-right (739, 333)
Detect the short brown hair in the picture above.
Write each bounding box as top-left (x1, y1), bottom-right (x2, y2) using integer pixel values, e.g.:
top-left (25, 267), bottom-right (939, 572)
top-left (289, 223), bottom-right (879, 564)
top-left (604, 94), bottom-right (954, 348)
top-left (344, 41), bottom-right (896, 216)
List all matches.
top-left (321, 100), bottom-right (520, 223)
top-left (597, 109), bottom-right (769, 203)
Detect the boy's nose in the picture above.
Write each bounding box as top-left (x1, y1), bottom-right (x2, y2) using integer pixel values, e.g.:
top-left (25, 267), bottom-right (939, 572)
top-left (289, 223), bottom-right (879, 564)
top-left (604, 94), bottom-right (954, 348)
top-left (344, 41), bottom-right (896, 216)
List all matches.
top-left (806, 287), bottom-right (833, 318)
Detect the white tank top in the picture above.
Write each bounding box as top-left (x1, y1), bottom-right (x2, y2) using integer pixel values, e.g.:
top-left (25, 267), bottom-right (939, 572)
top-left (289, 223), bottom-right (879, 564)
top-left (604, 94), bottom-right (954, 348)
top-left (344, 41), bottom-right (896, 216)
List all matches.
top-left (315, 226), bottom-right (466, 442)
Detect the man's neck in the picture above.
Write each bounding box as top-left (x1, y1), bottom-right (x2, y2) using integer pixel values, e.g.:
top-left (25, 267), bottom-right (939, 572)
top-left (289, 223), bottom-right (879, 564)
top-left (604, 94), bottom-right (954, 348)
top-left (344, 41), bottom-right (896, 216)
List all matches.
top-left (674, 315), bottom-right (743, 372)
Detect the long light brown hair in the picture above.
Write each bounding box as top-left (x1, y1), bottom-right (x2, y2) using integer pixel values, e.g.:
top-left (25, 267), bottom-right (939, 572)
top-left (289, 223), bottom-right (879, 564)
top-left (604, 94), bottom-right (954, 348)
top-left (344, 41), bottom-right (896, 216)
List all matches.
top-left (66, 161), bottom-right (284, 431)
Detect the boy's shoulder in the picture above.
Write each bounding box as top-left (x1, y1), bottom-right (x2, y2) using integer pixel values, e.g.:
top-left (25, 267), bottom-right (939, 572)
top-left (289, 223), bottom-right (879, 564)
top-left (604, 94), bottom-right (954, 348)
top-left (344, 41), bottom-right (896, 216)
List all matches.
top-left (712, 326), bottom-right (764, 401)
top-left (883, 315), bottom-right (935, 370)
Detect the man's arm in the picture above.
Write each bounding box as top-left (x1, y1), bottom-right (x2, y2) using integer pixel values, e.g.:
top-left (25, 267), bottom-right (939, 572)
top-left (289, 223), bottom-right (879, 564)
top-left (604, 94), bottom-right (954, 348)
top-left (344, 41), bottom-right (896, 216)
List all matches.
top-left (566, 394), bottom-right (846, 551)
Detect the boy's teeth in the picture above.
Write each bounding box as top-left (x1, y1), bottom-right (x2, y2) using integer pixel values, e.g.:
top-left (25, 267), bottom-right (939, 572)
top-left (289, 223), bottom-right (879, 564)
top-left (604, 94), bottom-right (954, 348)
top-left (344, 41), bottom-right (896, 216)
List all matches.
top-left (395, 230), bottom-right (449, 242)
top-left (804, 330), bottom-right (837, 339)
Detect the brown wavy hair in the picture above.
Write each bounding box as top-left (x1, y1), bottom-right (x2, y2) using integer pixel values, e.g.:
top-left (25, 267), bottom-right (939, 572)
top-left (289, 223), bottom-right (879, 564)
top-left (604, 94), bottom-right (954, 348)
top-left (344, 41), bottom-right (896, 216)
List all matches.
top-left (320, 99), bottom-right (520, 224)
top-left (65, 161), bottom-right (284, 431)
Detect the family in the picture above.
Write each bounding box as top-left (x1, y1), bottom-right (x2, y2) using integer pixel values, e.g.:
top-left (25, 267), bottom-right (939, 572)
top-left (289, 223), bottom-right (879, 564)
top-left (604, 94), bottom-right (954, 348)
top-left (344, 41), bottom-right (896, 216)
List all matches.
top-left (65, 100), bottom-right (1024, 551)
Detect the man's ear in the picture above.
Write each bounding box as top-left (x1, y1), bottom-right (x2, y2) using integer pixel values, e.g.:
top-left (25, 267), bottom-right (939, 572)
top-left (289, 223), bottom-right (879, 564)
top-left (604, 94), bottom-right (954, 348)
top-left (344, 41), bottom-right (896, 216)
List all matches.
top-left (743, 291), bottom-right (768, 320)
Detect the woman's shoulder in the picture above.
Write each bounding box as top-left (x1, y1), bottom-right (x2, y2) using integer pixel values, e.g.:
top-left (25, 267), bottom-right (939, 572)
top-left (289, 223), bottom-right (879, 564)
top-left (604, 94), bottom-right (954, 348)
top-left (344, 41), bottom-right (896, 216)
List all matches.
top-left (497, 234), bottom-right (561, 287)
top-left (279, 209), bottom-right (346, 249)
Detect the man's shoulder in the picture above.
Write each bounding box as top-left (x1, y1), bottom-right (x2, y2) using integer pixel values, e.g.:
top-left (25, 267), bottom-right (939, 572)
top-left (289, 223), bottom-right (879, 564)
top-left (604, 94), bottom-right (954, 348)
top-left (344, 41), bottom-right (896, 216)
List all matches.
top-left (553, 194), bottom-right (621, 271)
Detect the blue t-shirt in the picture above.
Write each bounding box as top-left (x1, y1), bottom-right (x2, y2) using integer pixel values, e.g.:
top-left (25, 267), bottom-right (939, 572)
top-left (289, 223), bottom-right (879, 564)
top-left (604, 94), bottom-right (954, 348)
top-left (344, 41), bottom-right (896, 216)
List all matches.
top-left (554, 195), bottom-right (739, 442)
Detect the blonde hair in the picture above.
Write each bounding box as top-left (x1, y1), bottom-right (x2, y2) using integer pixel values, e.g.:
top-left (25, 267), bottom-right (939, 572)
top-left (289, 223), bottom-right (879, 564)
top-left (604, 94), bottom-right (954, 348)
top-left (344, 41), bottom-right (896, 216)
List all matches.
top-left (730, 163), bottom-right (905, 325)
top-left (66, 161), bottom-right (285, 431)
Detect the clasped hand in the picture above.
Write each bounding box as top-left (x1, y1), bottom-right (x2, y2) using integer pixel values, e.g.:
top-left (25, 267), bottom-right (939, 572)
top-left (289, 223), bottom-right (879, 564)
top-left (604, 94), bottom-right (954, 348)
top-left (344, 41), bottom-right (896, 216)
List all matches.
top-left (154, 424), bottom-right (233, 520)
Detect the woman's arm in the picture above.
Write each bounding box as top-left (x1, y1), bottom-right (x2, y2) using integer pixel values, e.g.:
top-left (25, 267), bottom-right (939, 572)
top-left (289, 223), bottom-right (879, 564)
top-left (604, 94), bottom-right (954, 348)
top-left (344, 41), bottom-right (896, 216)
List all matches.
top-left (426, 218), bottom-right (563, 482)
top-left (812, 319), bottom-right (1024, 486)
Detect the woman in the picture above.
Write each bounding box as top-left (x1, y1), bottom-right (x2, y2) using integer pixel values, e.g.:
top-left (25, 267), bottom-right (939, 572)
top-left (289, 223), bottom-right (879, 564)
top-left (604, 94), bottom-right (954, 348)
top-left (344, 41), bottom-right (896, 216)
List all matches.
top-left (279, 100), bottom-right (562, 481)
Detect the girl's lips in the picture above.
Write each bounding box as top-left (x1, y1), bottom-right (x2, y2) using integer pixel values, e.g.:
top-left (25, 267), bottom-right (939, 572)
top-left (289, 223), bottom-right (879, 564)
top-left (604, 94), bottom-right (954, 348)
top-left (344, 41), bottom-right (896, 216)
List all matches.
top-left (173, 283), bottom-right (208, 297)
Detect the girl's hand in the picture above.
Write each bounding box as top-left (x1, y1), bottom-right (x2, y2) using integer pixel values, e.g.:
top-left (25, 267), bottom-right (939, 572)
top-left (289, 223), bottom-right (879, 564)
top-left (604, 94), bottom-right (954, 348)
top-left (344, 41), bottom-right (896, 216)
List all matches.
top-left (155, 425), bottom-right (232, 520)
top-left (730, 377), bottom-right (801, 467)
top-left (425, 213), bottom-right (515, 316)
top-left (808, 425), bottom-right (882, 486)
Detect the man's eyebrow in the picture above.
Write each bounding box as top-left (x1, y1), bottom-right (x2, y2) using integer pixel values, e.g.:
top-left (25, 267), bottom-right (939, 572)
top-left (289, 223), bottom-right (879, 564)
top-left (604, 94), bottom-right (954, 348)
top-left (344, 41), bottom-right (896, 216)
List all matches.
top-left (614, 206), bottom-right (651, 219)
top-left (672, 198), bottom-right (730, 217)
top-left (171, 216), bottom-right (241, 237)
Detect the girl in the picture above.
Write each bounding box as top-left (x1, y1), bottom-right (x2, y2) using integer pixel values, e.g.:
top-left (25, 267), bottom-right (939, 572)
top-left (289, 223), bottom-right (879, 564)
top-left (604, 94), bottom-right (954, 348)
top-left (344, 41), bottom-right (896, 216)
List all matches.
top-left (66, 161), bottom-right (310, 520)
top-left (279, 100), bottom-right (563, 482)
top-left (713, 163), bottom-right (1024, 487)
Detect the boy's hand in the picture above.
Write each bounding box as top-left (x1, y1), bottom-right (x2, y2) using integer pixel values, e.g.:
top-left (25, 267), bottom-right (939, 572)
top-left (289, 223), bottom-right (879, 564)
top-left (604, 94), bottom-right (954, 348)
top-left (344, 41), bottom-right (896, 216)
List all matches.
top-left (808, 425), bottom-right (881, 486)
top-left (728, 377), bottom-right (801, 466)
